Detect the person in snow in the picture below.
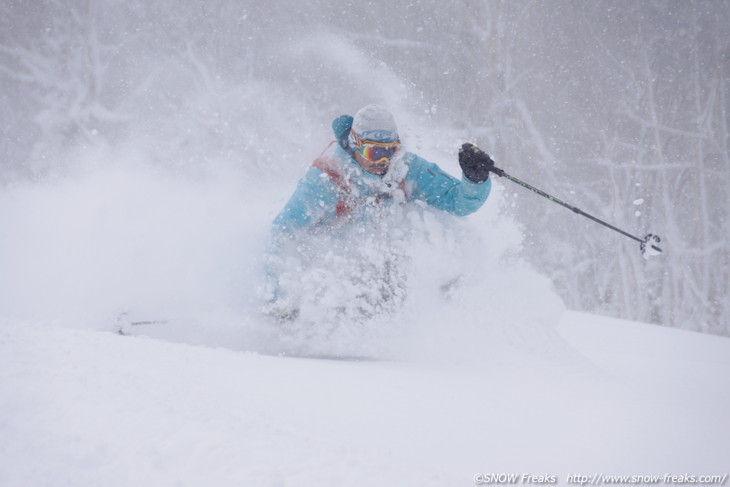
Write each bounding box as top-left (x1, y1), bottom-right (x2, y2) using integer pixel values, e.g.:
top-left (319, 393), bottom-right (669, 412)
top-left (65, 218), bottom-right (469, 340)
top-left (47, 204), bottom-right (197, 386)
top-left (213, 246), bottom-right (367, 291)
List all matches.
top-left (264, 104), bottom-right (496, 312)
top-left (273, 104), bottom-right (495, 234)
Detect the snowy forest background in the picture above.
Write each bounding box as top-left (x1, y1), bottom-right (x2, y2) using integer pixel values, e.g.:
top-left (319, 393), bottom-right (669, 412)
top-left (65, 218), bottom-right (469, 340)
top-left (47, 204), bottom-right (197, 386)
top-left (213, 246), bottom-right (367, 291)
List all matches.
top-left (1, 0), bottom-right (729, 336)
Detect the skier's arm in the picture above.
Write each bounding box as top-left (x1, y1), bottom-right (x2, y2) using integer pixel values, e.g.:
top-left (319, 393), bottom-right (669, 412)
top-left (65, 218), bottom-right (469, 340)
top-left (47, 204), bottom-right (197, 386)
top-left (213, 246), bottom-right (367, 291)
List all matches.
top-left (405, 155), bottom-right (491, 216)
top-left (263, 168), bottom-right (340, 302)
top-left (272, 167), bottom-right (341, 233)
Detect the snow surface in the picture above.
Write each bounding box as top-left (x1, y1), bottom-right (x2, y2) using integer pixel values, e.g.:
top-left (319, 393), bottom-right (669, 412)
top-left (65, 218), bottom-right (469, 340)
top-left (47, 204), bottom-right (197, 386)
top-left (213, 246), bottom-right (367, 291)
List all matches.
top-left (0, 135), bottom-right (727, 486)
top-left (1, 311), bottom-right (728, 486)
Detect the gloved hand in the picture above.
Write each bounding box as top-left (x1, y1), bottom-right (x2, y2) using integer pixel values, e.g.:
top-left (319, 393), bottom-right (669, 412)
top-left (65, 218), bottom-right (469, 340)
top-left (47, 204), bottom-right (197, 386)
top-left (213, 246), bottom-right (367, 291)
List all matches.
top-left (459, 143), bottom-right (496, 183)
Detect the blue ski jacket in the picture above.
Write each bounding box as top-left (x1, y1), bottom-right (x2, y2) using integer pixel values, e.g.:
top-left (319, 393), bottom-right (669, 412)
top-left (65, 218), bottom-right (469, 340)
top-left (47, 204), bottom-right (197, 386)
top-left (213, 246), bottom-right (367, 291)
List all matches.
top-left (272, 115), bottom-right (491, 235)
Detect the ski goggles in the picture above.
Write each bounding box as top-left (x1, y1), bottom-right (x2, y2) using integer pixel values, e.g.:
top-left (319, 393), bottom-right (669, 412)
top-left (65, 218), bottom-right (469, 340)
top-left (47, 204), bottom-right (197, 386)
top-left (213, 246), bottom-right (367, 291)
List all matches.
top-left (351, 130), bottom-right (401, 165)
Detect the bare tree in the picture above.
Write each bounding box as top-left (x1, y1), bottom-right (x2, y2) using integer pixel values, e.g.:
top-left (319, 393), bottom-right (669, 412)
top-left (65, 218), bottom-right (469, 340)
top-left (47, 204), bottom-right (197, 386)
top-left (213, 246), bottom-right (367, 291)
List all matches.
top-left (507, 1), bottom-right (730, 334)
top-left (0, 0), bottom-right (135, 178)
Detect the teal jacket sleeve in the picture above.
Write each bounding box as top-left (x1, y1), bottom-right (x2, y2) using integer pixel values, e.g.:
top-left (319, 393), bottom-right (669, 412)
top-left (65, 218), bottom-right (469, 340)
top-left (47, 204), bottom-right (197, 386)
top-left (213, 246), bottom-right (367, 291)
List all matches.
top-left (264, 167), bottom-right (340, 300)
top-left (405, 154), bottom-right (491, 216)
top-left (272, 167), bottom-right (340, 233)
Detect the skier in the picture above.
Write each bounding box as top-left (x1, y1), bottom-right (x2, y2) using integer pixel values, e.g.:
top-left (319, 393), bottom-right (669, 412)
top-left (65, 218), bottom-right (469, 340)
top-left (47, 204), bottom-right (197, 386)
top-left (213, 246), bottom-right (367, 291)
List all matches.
top-left (264, 104), bottom-right (496, 314)
top-left (273, 104), bottom-right (495, 233)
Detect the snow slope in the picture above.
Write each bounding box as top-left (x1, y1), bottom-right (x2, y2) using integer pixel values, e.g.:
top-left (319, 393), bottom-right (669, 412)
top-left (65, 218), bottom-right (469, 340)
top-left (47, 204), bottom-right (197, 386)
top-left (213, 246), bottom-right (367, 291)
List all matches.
top-left (1, 152), bottom-right (728, 486)
top-left (1, 311), bottom-right (728, 487)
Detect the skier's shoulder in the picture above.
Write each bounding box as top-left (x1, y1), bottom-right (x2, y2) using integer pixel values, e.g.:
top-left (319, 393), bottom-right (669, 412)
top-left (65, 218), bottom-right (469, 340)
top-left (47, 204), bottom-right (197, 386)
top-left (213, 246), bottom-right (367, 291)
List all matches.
top-left (310, 142), bottom-right (356, 188)
top-left (313, 141), bottom-right (348, 169)
top-left (402, 151), bottom-right (450, 180)
top-left (283, 143), bottom-right (343, 199)
top-left (402, 151), bottom-right (429, 168)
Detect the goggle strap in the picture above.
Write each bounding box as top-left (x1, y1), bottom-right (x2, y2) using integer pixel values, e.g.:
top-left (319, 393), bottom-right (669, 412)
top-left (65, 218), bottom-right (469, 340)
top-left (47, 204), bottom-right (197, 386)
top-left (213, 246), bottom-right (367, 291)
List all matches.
top-left (350, 129), bottom-right (400, 148)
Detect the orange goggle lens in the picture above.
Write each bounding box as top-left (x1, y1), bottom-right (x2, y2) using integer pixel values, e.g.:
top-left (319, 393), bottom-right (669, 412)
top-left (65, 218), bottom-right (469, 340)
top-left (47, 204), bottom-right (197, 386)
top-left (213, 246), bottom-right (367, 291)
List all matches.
top-left (351, 129), bottom-right (400, 164)
top-left (358, 142), bottom-right (400, 164)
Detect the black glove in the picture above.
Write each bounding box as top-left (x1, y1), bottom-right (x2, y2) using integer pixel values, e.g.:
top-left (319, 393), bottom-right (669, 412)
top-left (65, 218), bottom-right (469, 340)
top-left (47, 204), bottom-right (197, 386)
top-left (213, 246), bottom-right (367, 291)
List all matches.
top-left (459, 143), bottom-right (496, 183)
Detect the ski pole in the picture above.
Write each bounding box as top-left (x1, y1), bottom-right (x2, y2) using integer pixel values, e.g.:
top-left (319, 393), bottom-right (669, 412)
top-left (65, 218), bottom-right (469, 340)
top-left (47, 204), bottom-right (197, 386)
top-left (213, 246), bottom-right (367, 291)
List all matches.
top-left (486, 163), bottom-right (663, 258)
